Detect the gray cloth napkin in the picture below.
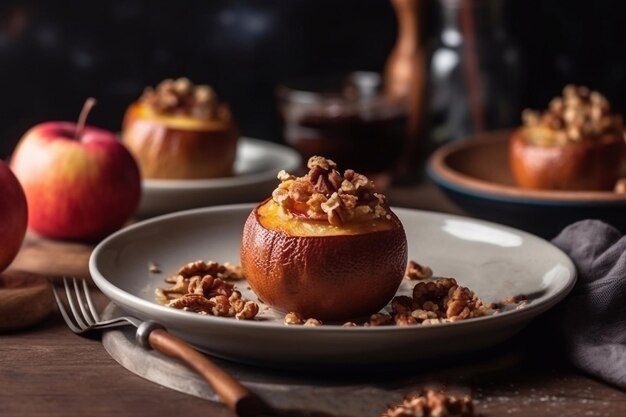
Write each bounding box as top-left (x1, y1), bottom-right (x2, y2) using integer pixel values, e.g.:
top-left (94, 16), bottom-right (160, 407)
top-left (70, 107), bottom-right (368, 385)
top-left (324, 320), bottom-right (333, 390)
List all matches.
top-left (551, 220), bottom-right (626, 390)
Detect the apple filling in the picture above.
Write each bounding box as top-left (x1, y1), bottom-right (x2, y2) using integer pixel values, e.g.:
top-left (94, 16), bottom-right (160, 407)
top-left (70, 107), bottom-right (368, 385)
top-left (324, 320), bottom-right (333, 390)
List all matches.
top-left (521, 85), bottom-right (623, 146)
top-left (257, 199), bottom-right (395, 236)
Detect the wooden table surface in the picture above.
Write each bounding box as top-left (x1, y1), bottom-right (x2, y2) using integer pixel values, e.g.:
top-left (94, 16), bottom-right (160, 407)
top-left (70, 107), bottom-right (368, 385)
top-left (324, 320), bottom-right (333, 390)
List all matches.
top-left (2, 181), bottom-right (625, 417)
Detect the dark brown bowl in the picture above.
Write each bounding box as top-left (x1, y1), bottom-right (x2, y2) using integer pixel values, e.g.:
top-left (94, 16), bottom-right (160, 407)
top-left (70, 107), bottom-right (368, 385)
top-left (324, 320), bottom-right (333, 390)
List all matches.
top-left (427, 130), bottom-right (626, 238)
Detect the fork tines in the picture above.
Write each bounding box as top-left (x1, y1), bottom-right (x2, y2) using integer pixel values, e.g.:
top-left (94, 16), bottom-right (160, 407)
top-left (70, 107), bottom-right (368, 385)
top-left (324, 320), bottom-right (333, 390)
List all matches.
top-left (52, 277), bottom-right (101, 333)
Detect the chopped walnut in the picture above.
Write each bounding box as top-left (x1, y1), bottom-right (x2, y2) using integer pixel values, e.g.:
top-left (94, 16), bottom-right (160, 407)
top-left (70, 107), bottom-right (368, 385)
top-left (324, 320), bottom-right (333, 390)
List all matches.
top-left (156, 260), bottom-right (257, 320)
top-left (168, 294), bottom-right (215, 313)
top-left (139, 77), bottom-right (223, 121)
top-left (413, 278), bottom-right (458, 303)
top-left (499, 294), bottom-right (528, 305)
top-left (283, 312), bottom-right (323, 326)
top-left (381, 388), bottom-right (475, 417)
top-left (236, 302), bottom-right (260, 320)
top-left (522, 85), bottom-right (623, 145)
top-left (271, 156), bottom-right (390, 225)
top-left (303, 318), bottom-right (323, 327)
top-left (221, 262), bottom-right (246, 280)
top-left (155, 275), bottom-right (189, 304)
top-left (489, 294), bottom-right (529, 311)
top-left (385, 277), bottom-right (492, 326)
top-left (284, 312), bottom-right (305, 325)
top-left (176, 260), bottom-right (224, 279)
top-left (394, 313), bottom-right (418, 326)
top-left (148, 261), bottom-right (161, 273)
top-left (365, 313), bottom-right (393, 327)
top-left (169, 260), bottom-right (245, 283)
top-left (405, 260), bottom-right (433, 280)
top-left (209, 295), bottom-right (233, 317)
top-left (391, 295), bottom-right (415, 315)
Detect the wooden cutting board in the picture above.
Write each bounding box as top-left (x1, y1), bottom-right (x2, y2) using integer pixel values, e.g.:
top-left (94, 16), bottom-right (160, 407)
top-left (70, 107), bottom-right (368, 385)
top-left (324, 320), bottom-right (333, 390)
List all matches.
top-left (8, 232), bottom-right (93, 280)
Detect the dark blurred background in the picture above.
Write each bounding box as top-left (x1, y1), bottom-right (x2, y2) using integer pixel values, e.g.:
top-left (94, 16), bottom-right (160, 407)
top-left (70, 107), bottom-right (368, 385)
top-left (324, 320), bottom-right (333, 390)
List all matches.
top-left (1, 0), bottom-right (626, 169)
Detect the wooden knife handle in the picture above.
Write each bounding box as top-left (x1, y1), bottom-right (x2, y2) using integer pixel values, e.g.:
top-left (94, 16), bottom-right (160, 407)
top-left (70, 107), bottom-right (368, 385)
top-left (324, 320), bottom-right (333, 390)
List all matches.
top-left (148, 328), bottom-right (265, 417)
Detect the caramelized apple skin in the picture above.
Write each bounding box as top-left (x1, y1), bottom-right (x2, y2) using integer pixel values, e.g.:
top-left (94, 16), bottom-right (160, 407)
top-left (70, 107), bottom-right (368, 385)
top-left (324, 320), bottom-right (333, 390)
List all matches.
top-left (122, 103), bottom-right (238, 179)
top-left (509, 128), bottom-right (626, 191)
top-left (240, 200), bottom-right (408, 321)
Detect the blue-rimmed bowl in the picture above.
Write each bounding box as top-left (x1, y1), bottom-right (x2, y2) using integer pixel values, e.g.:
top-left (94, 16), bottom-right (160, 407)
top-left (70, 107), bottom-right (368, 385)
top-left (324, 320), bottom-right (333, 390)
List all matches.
top-left (427, 130), bottom-right (626, 238)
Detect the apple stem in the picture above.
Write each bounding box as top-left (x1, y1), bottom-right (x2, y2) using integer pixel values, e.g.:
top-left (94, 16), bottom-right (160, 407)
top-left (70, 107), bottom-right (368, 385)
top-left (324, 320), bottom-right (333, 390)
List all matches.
top-left (75, 97), bottom-right (97, 140)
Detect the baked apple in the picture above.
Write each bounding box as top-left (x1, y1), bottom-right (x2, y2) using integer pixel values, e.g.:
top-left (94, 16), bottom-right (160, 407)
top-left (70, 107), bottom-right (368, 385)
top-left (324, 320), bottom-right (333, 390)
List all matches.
top-left (241, 156), bottom-right (407, 321)
top-left (510, 85), bottom-right (626, 191)
top-left (122, 78), bottom-right (238, 179)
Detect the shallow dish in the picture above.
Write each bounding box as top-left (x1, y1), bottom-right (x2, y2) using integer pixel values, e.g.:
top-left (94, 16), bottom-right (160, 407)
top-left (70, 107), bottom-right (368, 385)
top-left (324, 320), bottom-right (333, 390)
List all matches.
top-left (89, 204), bottom-right (576, 368)
top-left (136, 137), bottom-right (301, 217)
top-left (427, 130), bottom-right (626, 238)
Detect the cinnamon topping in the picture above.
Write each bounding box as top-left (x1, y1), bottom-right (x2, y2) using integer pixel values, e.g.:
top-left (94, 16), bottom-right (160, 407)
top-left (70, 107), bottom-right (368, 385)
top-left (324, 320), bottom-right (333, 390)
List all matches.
top-left (271, 156), bottom-right (390, 226)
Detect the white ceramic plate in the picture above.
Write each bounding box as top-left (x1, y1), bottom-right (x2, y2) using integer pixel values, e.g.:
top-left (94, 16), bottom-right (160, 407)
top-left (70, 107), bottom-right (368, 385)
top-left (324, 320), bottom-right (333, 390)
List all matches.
top-left (90, 205), bottom-right (576, 368)
top-left (136, 138), bottom-right (301, 217)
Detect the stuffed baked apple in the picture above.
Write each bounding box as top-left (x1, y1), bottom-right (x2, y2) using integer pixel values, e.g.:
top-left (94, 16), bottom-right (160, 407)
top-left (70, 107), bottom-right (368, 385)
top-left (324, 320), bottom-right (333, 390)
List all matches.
top-left (510, 85), bottom-right (625, 191)
top-left (241, 156), bottom-right (407, 321)
top-left (122, 77), bottom-right (238, 179)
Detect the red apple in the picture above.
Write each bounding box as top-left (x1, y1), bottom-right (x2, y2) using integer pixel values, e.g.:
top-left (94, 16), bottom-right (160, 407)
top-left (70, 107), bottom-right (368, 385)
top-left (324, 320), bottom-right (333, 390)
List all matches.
top-left (10, 100), bottom-right (141, 241)
top-left (0, 161), bottom-right (28, 272)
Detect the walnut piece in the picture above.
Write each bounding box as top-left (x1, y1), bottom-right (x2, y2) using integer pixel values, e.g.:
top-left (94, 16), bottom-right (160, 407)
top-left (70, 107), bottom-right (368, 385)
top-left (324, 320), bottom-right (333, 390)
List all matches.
top-left (284, 312), bottom-right (305, 325)
top-left (405, 260), bottom-right (433, 280)
top-left (156, 260), bottom-right (257, 320)
top-left (404, 278), bottom-right (491, 323)
top-left (283, 312), bottom-right (322, 326)
top-left (365, 313), bottom-right (393, 327)
top-left (139, 78), bottom-right (222, 121)
top-left (522, 85), bottom-right (623, 144)
top-left (148, 261), bottom-right (161, 273)
top-left (271, 156), bottom-right (390, 226)
top-left (381, 388), bottom-right (475, 417)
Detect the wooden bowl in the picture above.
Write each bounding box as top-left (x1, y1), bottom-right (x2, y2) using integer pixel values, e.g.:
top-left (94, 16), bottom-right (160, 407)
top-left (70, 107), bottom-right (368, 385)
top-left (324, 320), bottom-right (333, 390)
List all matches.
top-left (427, 130), bottom-right (626, 238)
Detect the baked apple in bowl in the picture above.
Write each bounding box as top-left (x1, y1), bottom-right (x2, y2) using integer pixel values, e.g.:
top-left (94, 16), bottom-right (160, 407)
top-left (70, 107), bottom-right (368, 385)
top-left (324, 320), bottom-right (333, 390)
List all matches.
top-left (241, 156), bottom-right (407, 321)
top-left (510, 85), bottom-right (626, 191)
top-left (122, 77), bottom-right (238, 179)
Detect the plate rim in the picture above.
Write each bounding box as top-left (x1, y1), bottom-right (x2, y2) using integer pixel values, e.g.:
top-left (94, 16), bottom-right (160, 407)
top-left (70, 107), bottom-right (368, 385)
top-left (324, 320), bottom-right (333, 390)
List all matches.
top-left (141, 137), bottom-right (301, 190)
top-left (427, 131), bottom-right (626, 205)
top-left (89, 204), bottom-right (577, 334)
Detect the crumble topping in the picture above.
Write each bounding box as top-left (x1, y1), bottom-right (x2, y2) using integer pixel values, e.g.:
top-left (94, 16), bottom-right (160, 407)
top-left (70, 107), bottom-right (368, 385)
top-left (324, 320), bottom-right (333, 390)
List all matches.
top-left (139, 77), bottom-right (222, 121)
top-left (522, 85), bottom-right (623, 145)
top-left (272, 156), bottom-right (390, 226)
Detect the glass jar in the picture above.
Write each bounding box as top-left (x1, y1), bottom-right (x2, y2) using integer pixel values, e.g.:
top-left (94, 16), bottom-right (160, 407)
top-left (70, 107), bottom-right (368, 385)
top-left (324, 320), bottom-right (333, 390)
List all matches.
top-left (277, 72), bottom-right (408, 184)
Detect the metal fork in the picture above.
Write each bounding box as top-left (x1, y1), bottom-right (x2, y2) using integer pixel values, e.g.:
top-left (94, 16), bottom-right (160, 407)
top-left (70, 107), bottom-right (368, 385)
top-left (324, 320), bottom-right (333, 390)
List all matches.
top-left (53, 277), bottom-right (267, 417)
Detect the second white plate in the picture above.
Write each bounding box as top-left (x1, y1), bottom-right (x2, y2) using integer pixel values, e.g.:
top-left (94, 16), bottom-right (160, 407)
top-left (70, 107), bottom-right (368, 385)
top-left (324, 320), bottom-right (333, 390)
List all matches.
top-left (136, 137), bottom-right (301, 217)
top-left (90, 204), bottom-right (576, 368)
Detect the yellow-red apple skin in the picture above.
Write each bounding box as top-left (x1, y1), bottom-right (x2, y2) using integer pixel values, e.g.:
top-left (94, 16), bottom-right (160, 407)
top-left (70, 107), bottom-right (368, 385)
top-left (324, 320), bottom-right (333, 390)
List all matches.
top-left (0, 161), bottom-right (28, 272)
top-left (241, 201), bottom-right (408, 321)
top-left (122, 103), bottom-right (238, 179)
top-left (10, 122), bottom-right (141, 241)
top-left (510, 128), bottom-right (626, 190)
